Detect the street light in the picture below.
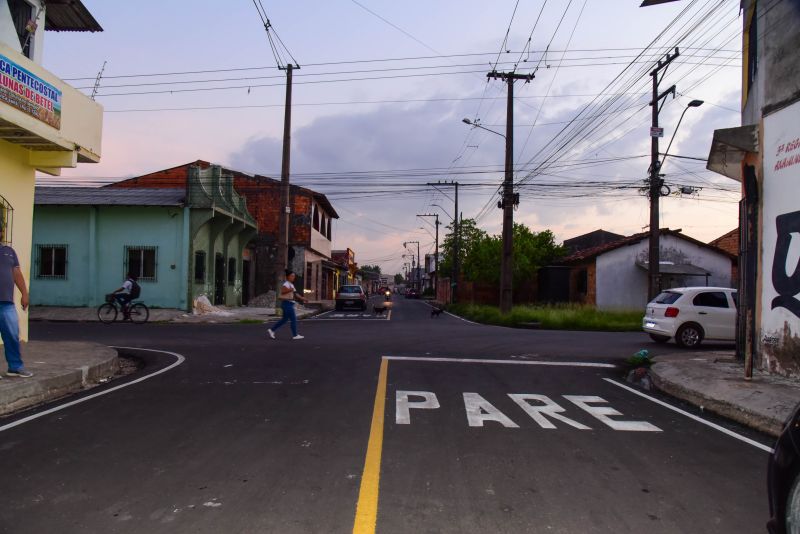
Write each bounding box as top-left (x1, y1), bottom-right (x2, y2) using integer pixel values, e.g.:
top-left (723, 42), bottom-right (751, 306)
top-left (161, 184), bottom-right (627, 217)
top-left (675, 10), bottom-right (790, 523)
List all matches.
top-left (462, 117), bottom-right (506, 139)
top-left (431, 203), bottom-right (453, 221)
top-left (661, 100), bottom-right (704, 169)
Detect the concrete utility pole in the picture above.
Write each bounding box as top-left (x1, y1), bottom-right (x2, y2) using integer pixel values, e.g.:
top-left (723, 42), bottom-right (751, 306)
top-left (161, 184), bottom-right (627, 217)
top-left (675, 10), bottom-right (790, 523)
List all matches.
top-left (487, 70), bottom-right (533, 314)
top-left (276, 63), bottom-right (297, 292)
top-left (427, 181), bottom-right (459, 303)
top-left (418, 213), bottom-right (440, 293)
top-left (647, 49), bottom-right (679, 300)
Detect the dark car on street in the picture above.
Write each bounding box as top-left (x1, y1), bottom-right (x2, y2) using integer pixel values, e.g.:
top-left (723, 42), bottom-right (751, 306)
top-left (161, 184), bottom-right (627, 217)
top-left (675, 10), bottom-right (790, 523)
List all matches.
top-left (405, 288), bottom-right (418, 299)
top-left (768, 402), bottom-right (800, 533)
top-left (335, 285), bottom-right (367, 311)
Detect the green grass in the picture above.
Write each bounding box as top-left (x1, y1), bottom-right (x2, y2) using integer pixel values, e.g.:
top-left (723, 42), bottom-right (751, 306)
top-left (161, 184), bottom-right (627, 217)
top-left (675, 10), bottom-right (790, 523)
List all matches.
top-left (447, 303), bottom-right (643, 332)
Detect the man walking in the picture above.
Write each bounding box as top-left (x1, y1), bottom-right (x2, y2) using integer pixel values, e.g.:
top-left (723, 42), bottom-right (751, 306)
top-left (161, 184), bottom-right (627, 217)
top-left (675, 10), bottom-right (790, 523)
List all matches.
top-left (268, 270), bottom-right (307, 340)
top-left (0, 221), bottom-right (32, 378)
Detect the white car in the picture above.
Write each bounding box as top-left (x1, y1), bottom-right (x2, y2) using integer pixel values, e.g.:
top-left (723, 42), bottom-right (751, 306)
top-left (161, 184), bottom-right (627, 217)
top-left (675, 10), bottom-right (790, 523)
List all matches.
top-left (642, 287), bottom-right (738, 348)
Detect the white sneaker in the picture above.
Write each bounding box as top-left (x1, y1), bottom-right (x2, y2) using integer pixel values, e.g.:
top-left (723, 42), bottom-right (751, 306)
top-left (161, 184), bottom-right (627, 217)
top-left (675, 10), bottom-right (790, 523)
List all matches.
top-left (292, 335), bottom-right (305, 340)
top-left (267, 329), bottom-right (276, 340)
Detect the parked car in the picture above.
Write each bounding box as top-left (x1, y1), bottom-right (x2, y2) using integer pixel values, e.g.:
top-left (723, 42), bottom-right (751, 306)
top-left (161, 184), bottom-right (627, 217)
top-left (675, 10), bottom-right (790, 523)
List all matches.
top-left (767, 402), bottom-right (800, 534)
top-left (642, 287), bottom-right (737, 348)
top-left (335, 285), bottom-right (367, 311)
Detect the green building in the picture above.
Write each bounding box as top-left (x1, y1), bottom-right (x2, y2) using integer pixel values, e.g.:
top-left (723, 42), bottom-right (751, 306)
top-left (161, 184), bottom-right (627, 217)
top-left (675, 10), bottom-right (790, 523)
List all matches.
top-left (31, 166), bottom-right (257, 310)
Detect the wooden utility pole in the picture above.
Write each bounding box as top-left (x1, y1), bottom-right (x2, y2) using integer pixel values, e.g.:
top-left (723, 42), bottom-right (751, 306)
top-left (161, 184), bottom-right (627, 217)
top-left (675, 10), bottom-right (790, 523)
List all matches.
top-left (418, 213), bottom-right (440, 294)
top-left (487, 70), bottom-right (533, 314)
top-left (647, 49), bottom-right (679, 300)
top-left (276, 63), bottom-right (296, 292)
top-left (427, 181), bottom-right (459, 302)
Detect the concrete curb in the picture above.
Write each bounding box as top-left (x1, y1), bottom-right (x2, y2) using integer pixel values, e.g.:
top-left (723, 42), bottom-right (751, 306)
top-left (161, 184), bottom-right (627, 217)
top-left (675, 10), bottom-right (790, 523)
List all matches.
top-left (649, 365), bottom-right (784, 437)
top-left (0, 342), bottom-right (119, 417)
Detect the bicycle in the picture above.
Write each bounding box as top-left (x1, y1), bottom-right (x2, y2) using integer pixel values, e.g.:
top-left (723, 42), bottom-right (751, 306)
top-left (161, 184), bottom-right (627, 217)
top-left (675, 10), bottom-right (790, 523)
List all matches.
top-left (97, 294), bottom-right (149, 324)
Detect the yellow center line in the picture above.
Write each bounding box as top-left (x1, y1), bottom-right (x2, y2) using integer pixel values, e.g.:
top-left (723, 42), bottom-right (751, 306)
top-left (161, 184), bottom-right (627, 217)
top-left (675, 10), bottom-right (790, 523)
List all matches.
top-left (352, 357), bottom-right (389, 534)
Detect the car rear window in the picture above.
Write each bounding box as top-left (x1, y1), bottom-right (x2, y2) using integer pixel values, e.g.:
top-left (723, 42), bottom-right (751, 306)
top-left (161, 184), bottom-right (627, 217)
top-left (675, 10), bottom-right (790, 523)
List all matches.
top-left (653, 291), bottom-right (681, 304)
top-left (693, 291), bottom-right (729, 308)
top-left (339, 286), bottom-right (362, 294)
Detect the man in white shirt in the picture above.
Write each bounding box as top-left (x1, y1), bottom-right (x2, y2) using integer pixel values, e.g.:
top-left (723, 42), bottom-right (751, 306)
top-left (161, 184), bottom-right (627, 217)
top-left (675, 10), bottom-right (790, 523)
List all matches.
top-left (268, 270), bottom-right (307, 340)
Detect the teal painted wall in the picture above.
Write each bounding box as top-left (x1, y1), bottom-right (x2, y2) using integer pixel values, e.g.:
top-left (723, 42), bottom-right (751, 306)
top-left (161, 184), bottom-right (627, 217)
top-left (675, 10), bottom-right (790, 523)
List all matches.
top-left (31, 205), bottom-right (189, 309)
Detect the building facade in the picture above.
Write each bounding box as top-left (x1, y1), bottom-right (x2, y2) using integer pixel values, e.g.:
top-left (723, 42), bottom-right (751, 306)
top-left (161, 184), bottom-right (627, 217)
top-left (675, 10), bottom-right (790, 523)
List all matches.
top-left (31, 167), bottom-right (257, 310)
top-left (0, 0), bottom-right (102, 343)
top-left (107, 160), bottom-right (338, 304)
top-left (706, 0), bottom-right (800, 376)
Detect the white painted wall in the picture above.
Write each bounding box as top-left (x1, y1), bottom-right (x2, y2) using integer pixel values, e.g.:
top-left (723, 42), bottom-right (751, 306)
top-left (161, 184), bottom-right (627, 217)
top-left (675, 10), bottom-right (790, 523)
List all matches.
top-left (759, 100), bottom-right (800, 375)
top-left (595, 234), bottom-right (732, 310)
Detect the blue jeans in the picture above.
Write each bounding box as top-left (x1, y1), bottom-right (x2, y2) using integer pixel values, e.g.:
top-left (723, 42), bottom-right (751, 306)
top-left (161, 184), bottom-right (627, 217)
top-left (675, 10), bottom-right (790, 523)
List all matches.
top-left (0, 302), bottom-right (23, 372)
top-left (271, 300), bottom-right (297, 337)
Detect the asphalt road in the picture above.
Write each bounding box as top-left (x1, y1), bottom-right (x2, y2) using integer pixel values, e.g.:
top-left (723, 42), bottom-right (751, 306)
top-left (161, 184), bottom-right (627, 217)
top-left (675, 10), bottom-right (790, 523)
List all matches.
top-left (0, 298), bottom-right (772, 533)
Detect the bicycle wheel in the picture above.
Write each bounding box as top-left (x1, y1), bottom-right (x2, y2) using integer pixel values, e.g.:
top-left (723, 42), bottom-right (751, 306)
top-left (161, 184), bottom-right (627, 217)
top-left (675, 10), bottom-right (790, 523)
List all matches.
top-left (128, 303), bottom-right (149, 324)
top-left (97, 303), bottom-right (117, 324)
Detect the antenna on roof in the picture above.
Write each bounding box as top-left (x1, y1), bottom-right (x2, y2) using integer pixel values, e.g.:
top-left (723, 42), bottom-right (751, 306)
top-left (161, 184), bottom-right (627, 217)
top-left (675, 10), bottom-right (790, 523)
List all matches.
top-left (91, 61), bottom-right (107, 101)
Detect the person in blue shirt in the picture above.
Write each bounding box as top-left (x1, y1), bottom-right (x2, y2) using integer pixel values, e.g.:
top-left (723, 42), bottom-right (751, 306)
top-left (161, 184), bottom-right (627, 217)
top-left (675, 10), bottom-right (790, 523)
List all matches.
top-left (0, 221), bottom-right (32, 378)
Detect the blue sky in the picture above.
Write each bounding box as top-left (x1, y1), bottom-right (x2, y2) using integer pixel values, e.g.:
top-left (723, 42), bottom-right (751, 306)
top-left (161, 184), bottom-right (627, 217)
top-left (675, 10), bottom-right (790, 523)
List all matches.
top-left (42, 1), bottom-right (744, 273)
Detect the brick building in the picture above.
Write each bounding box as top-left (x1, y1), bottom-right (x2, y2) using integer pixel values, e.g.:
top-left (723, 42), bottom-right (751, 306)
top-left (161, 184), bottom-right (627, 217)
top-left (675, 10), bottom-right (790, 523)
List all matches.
top-left (107, 160), bottom-right (338, 303)
top-left (709, 228), bottom-right (739, 283)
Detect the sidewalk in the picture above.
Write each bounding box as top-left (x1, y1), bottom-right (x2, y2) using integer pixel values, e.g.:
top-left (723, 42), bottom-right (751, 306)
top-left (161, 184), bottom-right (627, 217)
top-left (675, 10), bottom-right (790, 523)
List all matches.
top-left (0, 341), bottom-right (118, 416)
top-left (28, 305), bottom-right (319, 323)
top-left (649, 350), bottom-right (800, 437)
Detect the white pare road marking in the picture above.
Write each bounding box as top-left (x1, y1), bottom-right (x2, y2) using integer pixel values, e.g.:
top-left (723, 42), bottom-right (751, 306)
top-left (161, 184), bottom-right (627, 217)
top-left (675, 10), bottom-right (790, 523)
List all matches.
top-left (0, 347), bottom-right (185, 433)
top-left (463, 393), bottom-right (519, 428)
top-left (603, 378), bottom-right (774, 453)
top-left (384, 356), bottom-right (615, 368)
top-left (395, 391), bottom-right (662, 432)
top-left (396, 391), bottom-right (440, 425)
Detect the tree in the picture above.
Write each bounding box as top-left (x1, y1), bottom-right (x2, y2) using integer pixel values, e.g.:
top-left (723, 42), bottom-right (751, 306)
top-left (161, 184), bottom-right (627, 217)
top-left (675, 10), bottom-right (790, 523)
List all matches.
top-left (361, 264), bottom-right (381, 275)
top-left (393, 273), bottom-right (404, 285)
top-left (439, 218), bottom-right (486, 280)
top-left (443, 220), bottom-right (565, 287)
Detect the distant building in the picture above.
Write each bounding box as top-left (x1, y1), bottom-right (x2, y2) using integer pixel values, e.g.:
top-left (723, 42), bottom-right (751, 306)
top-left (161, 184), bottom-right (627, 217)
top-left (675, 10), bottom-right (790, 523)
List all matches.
top-left (558, 229), bottom-right (734, 310)
top-left (0, 0), bottom-right (103, 343)
top-left (709, 228), bottom-right (739, 283)
top-left (31, 166), bottom-right (257, 310)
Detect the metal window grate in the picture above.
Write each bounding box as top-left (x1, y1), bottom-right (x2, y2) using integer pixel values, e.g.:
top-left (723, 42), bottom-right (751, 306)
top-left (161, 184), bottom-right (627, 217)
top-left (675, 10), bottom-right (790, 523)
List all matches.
top-left (194, 251), bottom-right (206, 283)
top-left (35, 244), bottom-right (68, 279)
top-left (125, 246), bottom-right (158, 282)
top-left (0, 195), bottom-right (13, 245)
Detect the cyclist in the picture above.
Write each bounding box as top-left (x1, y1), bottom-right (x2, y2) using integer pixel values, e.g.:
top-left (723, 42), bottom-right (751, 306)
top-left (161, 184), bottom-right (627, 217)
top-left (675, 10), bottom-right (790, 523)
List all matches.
top-left (112, 273), bottom-right (141, 319)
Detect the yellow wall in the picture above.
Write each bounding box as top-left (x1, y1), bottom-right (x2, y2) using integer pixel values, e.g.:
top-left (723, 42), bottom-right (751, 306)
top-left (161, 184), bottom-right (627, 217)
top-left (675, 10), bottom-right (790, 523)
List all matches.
top-left (0, 140), bottom-right (35, 342)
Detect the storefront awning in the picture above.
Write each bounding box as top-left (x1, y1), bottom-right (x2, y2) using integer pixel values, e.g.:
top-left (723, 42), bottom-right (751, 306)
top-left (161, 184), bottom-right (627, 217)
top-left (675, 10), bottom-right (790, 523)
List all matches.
top-left (706, 124), bottom-right (759, 182)
top-left (636, 261), bottom-right (711, 277)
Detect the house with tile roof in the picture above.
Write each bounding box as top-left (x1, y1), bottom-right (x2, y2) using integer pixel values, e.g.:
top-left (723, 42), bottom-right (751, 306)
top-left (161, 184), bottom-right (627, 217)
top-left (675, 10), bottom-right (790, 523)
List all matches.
top-left (30, 166), bottom-right (257, 310)
top-left (558, 228), bottom-right (735, 310)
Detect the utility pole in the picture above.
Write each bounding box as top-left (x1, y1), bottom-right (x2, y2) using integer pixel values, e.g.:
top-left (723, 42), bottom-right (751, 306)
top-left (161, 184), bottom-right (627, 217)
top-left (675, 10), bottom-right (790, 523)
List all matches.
top-left (487, 70), bottom-right (533, 314)
top-left (275, 63), bottom-right (299, 293)
top-left (647, 48), bottom-right (679, 300)
top-left (404, 241), bottom-right (420, 291)
top-left (418, 214), bottom-right (440, 294)
top-left (427, 181), bottom-right (459, 303)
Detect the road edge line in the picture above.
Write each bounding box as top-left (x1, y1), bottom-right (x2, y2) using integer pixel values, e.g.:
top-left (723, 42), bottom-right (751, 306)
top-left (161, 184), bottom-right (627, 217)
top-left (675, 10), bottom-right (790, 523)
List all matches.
top-left (0, 347), bottom-right (185, 433)
top-left (603, 378), bottom-right (774, 454)
top-left (352, 357), bottom-right (389, 534)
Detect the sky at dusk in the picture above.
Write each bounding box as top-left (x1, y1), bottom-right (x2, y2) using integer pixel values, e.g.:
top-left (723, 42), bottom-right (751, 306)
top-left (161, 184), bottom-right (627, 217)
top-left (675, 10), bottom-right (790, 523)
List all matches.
top-left (40, 0), bottom-right (744, 274)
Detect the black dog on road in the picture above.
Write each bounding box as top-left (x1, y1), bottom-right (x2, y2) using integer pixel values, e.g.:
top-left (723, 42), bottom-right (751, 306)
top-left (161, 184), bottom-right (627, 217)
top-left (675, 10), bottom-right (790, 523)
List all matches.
top-left (430, 307), bottom-right (443, 318)
top-left (373, 304), bottom-right (388, 316)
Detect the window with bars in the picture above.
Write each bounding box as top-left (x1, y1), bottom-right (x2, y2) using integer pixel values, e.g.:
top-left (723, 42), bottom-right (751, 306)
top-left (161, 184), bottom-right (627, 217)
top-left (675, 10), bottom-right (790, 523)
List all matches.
top-left (8, 0), bottom-right (35, 59)
top-left (36, 245), bottom-right (67, 279)
top-left (125, 246), bottom-right (157, 281)
top-left (228, 257), bottom-right (236, 285)
top-left (0, 195), bottom-right (12, 245)
top-left (194, 251), bottom-right (206, 283)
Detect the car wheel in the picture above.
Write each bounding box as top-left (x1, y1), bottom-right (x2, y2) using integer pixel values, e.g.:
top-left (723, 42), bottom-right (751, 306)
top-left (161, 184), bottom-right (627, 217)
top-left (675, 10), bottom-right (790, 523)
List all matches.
top-left (675, 323), bottom-right (703, 349)
top-left (649, 334), bottom-right (670, 343)
top-left (788, 473), bottom-right (800, 534)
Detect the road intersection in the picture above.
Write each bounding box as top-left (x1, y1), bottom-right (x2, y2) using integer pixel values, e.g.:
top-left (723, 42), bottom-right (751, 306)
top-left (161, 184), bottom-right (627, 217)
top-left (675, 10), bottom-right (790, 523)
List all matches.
top-left (0, 298), bottom-right (771, 533)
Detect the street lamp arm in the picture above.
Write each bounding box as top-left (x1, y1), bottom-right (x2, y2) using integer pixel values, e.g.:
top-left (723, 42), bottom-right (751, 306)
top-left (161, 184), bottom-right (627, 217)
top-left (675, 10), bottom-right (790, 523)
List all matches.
top-left (462, 117), bottom-right (506, 139)
top-left (661, 100), bottom-right (703, 172)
